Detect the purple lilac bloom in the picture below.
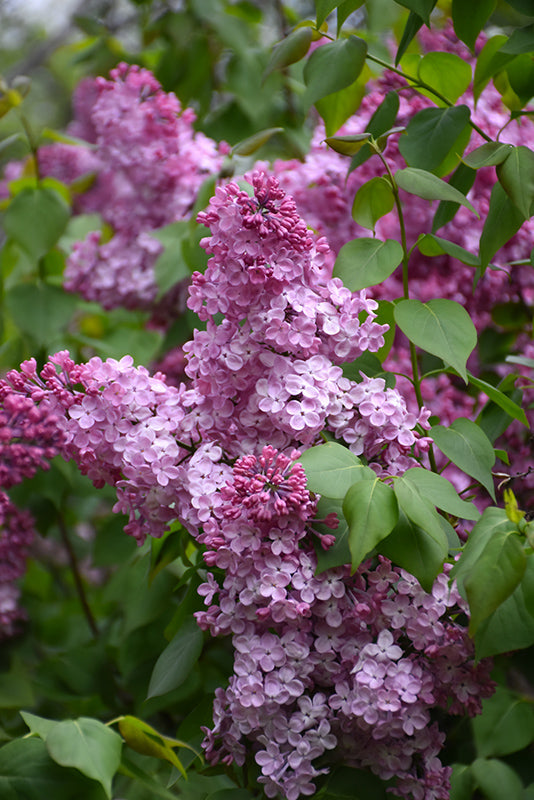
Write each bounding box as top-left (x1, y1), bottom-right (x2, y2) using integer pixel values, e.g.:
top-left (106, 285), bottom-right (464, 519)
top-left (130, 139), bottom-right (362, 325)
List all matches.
top-left (1, 168), bottom-right (496, 798)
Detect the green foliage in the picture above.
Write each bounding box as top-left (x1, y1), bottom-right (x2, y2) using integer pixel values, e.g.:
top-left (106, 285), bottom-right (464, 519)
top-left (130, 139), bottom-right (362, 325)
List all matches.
top-left (431, 418), bottom-right (496, 499)
top-left (303, 35), bottom-right (368, 109)
top-left (343, 476), bottom-right (399, 570)
top-left (334, 237), bottom-right (403, 290)
top-left (394, 298), bottom-right (477, 382)
top-left (147, 618), bottom-right (204, 700)
top-left (398, 106), bottom-right (471, 174)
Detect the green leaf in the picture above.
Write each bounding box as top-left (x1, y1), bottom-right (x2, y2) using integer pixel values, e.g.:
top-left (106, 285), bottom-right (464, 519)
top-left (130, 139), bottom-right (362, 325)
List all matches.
top-left (402, 467), bottom-right (480, 520)
top-left (395, 167), bottom-right (478, 215)
top-left (417, 52), bottom-right (472, 104)
top-left (207, 791), bottom-right (255, 800)
top-left (432, 161), bottom-right (477, 231)
top-left (3, 187), bottom-right (70, 262)
top-left (337, 0), bottom-right (365, 34)
top-left (465, 529), bottom-right (526, 634)
top-left (315, 0), bottom-right (342, 26)
top-left (394, 298), bottom-right (477, 383)
top-left (501, 24), bottom-right (534, 54)
top-left (343, 478), bottom-right (398, 570)
top-left (474, 34), bottom-right (514, 103)
top-left (147, 617), bottom-right (203, 699)
top-left (398, 106), bottom-right (471, 174)
top-left (452, 0), bottom-right (497, 51)
top-left (393, 0), bottom-right (436, 24)
top-left (333, 238), bottom-right (403, 290)
top-left (475, 561), bottom-right (534, 658)
top-left (472, 686), bottom-right (534, 757)
top-left (263, 27), bottom-right (313, 80)
top-left (430, 418), bottom-right (496, 500)
top-left (298, 441), bottom-right (375, 499)
top-left (417, 233), bottom-right (480, 266)
top-left (506, 0), bottom-right (534, 14)
top-left (451, 507), bottom-right (510, 592)
top-left (462, 141), bottom-right (514, 169)
top-left (316, 68), bottom-right (369, 136)
top-left (46, 718), bottom-right (122, 799)
top-left (505, 54), bottom-right (534, 108)
top-left (0, 737), bottom-right (107, 800)
top-left (349, 91), bottom-right (399, 171)
top-left (117, 716), bottom-right (196, 777)
top-left (5, 283), bottom-right (78, 347)
top-left (395, 11), bottom-right (424, 65)
top-left (496, 145), bottom-right (534, 218)
top-left (392, 476), bottom-right (450, 567)
top-left (479, 181), bottom-right (525, 268)
top-left (325, 132), bottom-right (372, 156)
top-left (351, 177), bottom-right (395, 231)
top-left (150, 222), bottom-right (192, 299)
top-left (378, 508), bottom-right (448, 591)
top-left (471, 758), bottom-right (524, 800)
top-left (231, 127), bottom-right (284, 156)
top-left (468, 371), bottom-right (528, 427)
top-left (21, 711), bottom-right (57, 740)
top-left (303, 35), bottom-right (367, 108)
top-left (119, 753), bottom-right (183, 800)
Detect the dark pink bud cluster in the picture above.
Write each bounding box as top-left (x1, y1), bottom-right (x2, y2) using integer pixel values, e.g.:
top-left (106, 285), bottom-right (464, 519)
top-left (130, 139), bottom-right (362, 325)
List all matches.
top-left (222, 446), bottom-right (313, 522)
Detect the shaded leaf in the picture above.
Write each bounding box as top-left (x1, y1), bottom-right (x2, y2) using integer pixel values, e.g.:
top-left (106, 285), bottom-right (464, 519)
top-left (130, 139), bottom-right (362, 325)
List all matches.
top-left (147, 617), bottom-right (203, 699)
top-left (349, 91), bottom-right (399, 171)
top-left (430, 418), bottom-right (496, 499)
top-left (3, 187), bottom-right (70, 262)
top-left (398, 106), bottom-right (471, 174)
top-left (432, 161), bottom-right (477, 231)
top-left (231, 127), bottom-right (284, 156)
top-left (263, 27), bottom-right (313, 80)
top-left (473, 686), bottom-right (534, 757)
top-left (46, 718), bottom-right (122, 799)
top-left (452, 0), bottom-right (497, 51)
top-left (496, 145), bottom-right (534, 218)
top-left (465, 529), bottom-right (526, 634)
top-left (393, 0), bottom-right (436, 24)
top-left (303, 35), bottom-right (367, 108)
top-left (480, 181), bottom-right (525, 268)
top-left (378, 508), bottom-right (448, 592)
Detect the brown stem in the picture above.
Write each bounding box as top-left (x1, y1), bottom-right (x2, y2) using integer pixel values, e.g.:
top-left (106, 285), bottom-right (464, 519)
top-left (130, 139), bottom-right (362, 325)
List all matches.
top-left (57, 512), bottom-right (99, 638)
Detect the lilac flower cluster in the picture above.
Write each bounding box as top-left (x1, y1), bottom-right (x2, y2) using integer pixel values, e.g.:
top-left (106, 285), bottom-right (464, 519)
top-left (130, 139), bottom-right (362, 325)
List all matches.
top-left (0, 391), bottom-right (64, 637)
top-left (197, 451), bottom-right (494, 800)
top-left (1, 169), bottom-right (495, 796)
top-left (1, 63), bottom-right (225, 315)
top-left (186, 171), bottom-right (429, 467)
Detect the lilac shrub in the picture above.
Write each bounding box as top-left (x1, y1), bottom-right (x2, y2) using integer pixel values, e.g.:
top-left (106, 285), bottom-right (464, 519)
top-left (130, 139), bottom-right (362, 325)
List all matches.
top-left (1, 171), bottom-right (494, 798)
